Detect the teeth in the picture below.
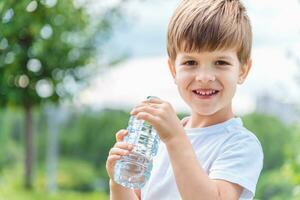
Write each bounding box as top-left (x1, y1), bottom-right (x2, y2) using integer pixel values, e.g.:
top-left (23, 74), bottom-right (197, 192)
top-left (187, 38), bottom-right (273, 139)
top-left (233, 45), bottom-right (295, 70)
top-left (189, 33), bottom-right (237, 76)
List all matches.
top-left (195, 90), bottom-right (217, 96)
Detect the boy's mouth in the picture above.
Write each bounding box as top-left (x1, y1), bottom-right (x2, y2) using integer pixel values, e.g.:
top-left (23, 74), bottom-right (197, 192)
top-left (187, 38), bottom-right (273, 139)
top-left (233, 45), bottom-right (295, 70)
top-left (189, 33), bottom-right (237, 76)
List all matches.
top-left (192, 89), bottom-right (220, 97)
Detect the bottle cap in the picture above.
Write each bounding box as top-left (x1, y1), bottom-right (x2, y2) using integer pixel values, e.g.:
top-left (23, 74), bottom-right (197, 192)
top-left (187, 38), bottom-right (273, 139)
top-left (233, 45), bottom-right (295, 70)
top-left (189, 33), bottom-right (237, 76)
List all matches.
top-left (146, 96), bottom-right (159, 100)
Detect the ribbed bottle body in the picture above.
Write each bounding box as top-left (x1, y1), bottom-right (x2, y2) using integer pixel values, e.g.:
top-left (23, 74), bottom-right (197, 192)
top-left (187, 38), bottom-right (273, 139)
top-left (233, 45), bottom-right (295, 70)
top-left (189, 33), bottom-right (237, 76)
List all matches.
top-left (114, 116), bottom-right (159, 189)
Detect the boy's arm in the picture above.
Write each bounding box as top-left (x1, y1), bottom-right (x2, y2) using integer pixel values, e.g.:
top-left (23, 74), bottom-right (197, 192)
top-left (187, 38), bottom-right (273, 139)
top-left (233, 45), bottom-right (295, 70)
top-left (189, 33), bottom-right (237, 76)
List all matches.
top-left (165, 133), bottom-right (242, 200)
top-left (109, 180), bottom-right (140, 200)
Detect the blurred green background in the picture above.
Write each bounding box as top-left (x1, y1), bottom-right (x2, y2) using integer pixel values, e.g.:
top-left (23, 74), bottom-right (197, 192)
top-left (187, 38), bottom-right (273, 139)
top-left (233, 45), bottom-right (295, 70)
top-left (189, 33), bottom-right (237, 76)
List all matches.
top-left (1, 0), bottom-right (300, 200)
top-left (1, 108), bottom-right (300, 199)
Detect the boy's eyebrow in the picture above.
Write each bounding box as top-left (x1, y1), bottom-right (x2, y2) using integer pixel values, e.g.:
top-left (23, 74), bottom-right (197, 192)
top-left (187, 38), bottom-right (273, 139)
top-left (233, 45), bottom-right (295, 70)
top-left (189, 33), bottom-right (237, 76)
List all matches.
top-left (216, 56), bottom-right (234, 60)
top-left (179, 55), bottom-right (197, 60)
top-left (181, 55), bottom-right (195, 59)
top-left (179, 54), bottom-right (234, 60)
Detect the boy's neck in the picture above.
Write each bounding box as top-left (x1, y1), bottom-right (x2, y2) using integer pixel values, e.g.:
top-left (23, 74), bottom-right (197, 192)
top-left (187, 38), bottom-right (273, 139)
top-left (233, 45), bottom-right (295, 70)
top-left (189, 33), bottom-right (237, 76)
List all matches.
top-left (185, 105), bottom-right (235, 129)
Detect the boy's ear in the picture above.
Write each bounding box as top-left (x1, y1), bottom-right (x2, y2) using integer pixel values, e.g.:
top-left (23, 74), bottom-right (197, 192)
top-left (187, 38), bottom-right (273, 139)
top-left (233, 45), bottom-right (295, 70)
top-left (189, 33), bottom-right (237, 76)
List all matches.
top-left (168, 59), bottom-right (176, 78)
top-left (238, 59), bottom-right (252, 84)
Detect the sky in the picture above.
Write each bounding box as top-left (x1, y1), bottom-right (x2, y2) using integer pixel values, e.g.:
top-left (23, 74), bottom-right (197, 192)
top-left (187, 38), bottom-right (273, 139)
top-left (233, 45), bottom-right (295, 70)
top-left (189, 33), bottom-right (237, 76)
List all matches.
top-left (80, 0), bottom-right (300, 114)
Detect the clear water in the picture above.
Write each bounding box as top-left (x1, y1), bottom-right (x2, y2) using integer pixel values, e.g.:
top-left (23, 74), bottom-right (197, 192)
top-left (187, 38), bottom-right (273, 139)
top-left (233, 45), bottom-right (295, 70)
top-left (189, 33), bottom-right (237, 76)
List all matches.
top-left (113, 116), bottom-right (159, 189)
top-left (114, 152), bottom-right (152, 189)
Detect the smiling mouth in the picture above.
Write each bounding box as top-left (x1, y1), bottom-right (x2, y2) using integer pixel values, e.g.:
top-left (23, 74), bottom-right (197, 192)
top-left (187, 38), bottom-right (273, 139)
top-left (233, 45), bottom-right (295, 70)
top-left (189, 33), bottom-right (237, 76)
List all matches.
top-left (192, 89), bottom-right (220, 97)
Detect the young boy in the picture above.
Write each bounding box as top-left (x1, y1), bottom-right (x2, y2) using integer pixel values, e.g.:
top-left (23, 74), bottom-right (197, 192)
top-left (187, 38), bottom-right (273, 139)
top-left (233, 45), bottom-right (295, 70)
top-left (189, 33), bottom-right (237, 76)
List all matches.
top-left (106, 0), bottom-right (263, 199)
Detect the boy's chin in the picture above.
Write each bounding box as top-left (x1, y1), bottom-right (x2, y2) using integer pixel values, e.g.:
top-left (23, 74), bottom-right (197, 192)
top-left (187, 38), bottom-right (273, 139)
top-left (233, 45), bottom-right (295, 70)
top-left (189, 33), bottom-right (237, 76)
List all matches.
top-left (193, 107), bottom-right (219, 116)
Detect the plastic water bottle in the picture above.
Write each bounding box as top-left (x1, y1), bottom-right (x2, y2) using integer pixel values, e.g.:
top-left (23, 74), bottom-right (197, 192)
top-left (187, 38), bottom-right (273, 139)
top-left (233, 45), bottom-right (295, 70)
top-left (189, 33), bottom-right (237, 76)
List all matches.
top-left (113, 97), bottom-right (160, 189)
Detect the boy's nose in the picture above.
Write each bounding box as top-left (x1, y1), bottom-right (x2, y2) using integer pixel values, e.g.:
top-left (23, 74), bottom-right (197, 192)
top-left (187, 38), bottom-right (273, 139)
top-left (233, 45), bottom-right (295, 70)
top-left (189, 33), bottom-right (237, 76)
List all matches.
top-left (195, 68), bottom-right (216, 83)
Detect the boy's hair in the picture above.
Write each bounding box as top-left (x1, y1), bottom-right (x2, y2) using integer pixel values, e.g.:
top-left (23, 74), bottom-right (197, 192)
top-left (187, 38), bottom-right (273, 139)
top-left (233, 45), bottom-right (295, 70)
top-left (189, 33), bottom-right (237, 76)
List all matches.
top-left (167, 0), bottom-right (252, 65)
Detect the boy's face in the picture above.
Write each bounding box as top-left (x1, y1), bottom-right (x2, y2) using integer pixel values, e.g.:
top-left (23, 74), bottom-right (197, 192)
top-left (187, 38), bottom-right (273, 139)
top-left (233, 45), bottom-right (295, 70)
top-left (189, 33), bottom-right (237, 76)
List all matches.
top-left (168, 49), bottom-right (251, 117)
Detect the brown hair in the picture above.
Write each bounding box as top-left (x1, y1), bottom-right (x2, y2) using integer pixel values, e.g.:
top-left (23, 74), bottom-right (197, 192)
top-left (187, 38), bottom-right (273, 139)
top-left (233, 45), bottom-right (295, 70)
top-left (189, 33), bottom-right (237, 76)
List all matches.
top-left (167, 0), bottom-right (252, 65)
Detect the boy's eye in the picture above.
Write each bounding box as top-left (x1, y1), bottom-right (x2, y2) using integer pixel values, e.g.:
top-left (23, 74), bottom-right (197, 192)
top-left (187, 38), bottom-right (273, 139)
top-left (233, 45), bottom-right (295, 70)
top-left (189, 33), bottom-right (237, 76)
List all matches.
top-left (183, 60), bottom-right (197, 66)
top-left (215, 60), bottom-right (230, 66)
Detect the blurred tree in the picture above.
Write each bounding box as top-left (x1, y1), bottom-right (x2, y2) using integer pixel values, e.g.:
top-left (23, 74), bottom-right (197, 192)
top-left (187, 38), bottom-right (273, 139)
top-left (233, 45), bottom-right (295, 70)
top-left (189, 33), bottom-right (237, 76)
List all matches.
top-left (255, 168), bottom-right (294, 200)
top-left (0, 0), bottom-right (124, 189)
top-left (243, 113), bottom-right (296, 199)
top-left (254, 124), bottom-right (300, 200)
top-left (243, 113), bottom-right (292, 171)
top-left (59, 109), bottom-right (129, 167)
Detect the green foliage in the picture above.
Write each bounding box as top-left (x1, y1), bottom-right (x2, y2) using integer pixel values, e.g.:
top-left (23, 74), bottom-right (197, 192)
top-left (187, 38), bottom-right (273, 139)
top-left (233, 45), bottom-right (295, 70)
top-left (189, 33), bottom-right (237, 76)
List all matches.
top-left (0, 107), bottom-right (51, 170)
top-left (0, 161), bottom-right (108, 200)
top-left (56, 158), bottom-right (98, 192)
top-left (0, 0), bottom-right (119, 106)
top-left (243, 113), bottom-right (300, 199)
top-left (285, 125), bottom-right (300, 182)
top-left (2, 108), bottom-right (300, 199)
top-left (255, 167), bottom-right (294, 200)
top-left (243, 113), bottom-right (293, 171)
top-left (59, 109), bottom-right (130, 169)
top-left (0, 108), bottom-right (22, 170)
top-left (2, 192), bottom-right (108, 200)
top-left (0, 0), bottom-right (125, 188)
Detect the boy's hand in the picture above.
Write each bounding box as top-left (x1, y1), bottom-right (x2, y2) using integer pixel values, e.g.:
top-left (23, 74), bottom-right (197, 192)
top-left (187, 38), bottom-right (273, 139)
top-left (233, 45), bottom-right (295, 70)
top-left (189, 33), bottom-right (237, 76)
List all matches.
top-left (106, 129), bottom-right (133, 180)
top-left (130, 98), bottom-right (184, 144)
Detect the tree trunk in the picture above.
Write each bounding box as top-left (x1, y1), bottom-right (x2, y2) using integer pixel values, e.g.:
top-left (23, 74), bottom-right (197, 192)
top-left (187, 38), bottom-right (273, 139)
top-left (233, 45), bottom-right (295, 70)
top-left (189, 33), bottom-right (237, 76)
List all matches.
top-left (24, 104), bottom-right (34, 189)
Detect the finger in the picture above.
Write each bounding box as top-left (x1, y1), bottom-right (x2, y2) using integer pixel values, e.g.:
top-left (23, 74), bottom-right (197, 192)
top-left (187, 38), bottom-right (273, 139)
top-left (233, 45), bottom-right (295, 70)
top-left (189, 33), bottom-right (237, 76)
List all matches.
top-left (114, 142), bottom-right (133, 150)
top-left (115, 129), bottom-right (128, 142)
top-left (106, 155), bottom-right (121, 169)
top-left (133, 102), bottom-right (160, 109)
top-left (142, 98), bottom-right (162, 104)
top-left (131, 105), bottom-right (158, 116)
top-left (107, 155), bottom-right (121, 163)
top-left (109, 147), bottom-right (131, 156)
top-left (135, 111), bottom-right (159, 125)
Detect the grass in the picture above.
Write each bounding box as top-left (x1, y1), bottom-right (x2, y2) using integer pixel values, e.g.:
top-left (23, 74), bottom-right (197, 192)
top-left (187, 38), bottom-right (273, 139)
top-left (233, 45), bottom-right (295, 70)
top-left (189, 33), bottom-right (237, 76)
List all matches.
top-left (0, 163), bottom-right (109, 200)
top-left (0, 190), bottom-right (108, 200)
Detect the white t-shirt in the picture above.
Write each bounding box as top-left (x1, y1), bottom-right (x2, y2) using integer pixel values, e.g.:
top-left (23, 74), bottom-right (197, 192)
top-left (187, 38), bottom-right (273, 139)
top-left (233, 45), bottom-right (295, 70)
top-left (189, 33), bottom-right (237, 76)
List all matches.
top-left (141, 117), bottom-right (263, 200)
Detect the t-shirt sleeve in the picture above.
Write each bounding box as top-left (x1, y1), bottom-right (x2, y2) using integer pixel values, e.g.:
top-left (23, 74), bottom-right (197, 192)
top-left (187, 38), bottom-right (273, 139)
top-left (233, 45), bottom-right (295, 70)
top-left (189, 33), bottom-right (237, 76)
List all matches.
top-left (208, 133), bottom-right (263, 199)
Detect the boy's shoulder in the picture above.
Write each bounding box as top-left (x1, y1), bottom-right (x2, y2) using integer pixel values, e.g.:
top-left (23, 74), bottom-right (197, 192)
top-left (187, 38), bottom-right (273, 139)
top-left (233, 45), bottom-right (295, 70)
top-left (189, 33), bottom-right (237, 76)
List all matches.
top-left (181, 116), bottom-right (261, 147)
top-left (222, 118), bottom-right (263, 153)
top-left (226, 118), bottom-right (260, 142)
